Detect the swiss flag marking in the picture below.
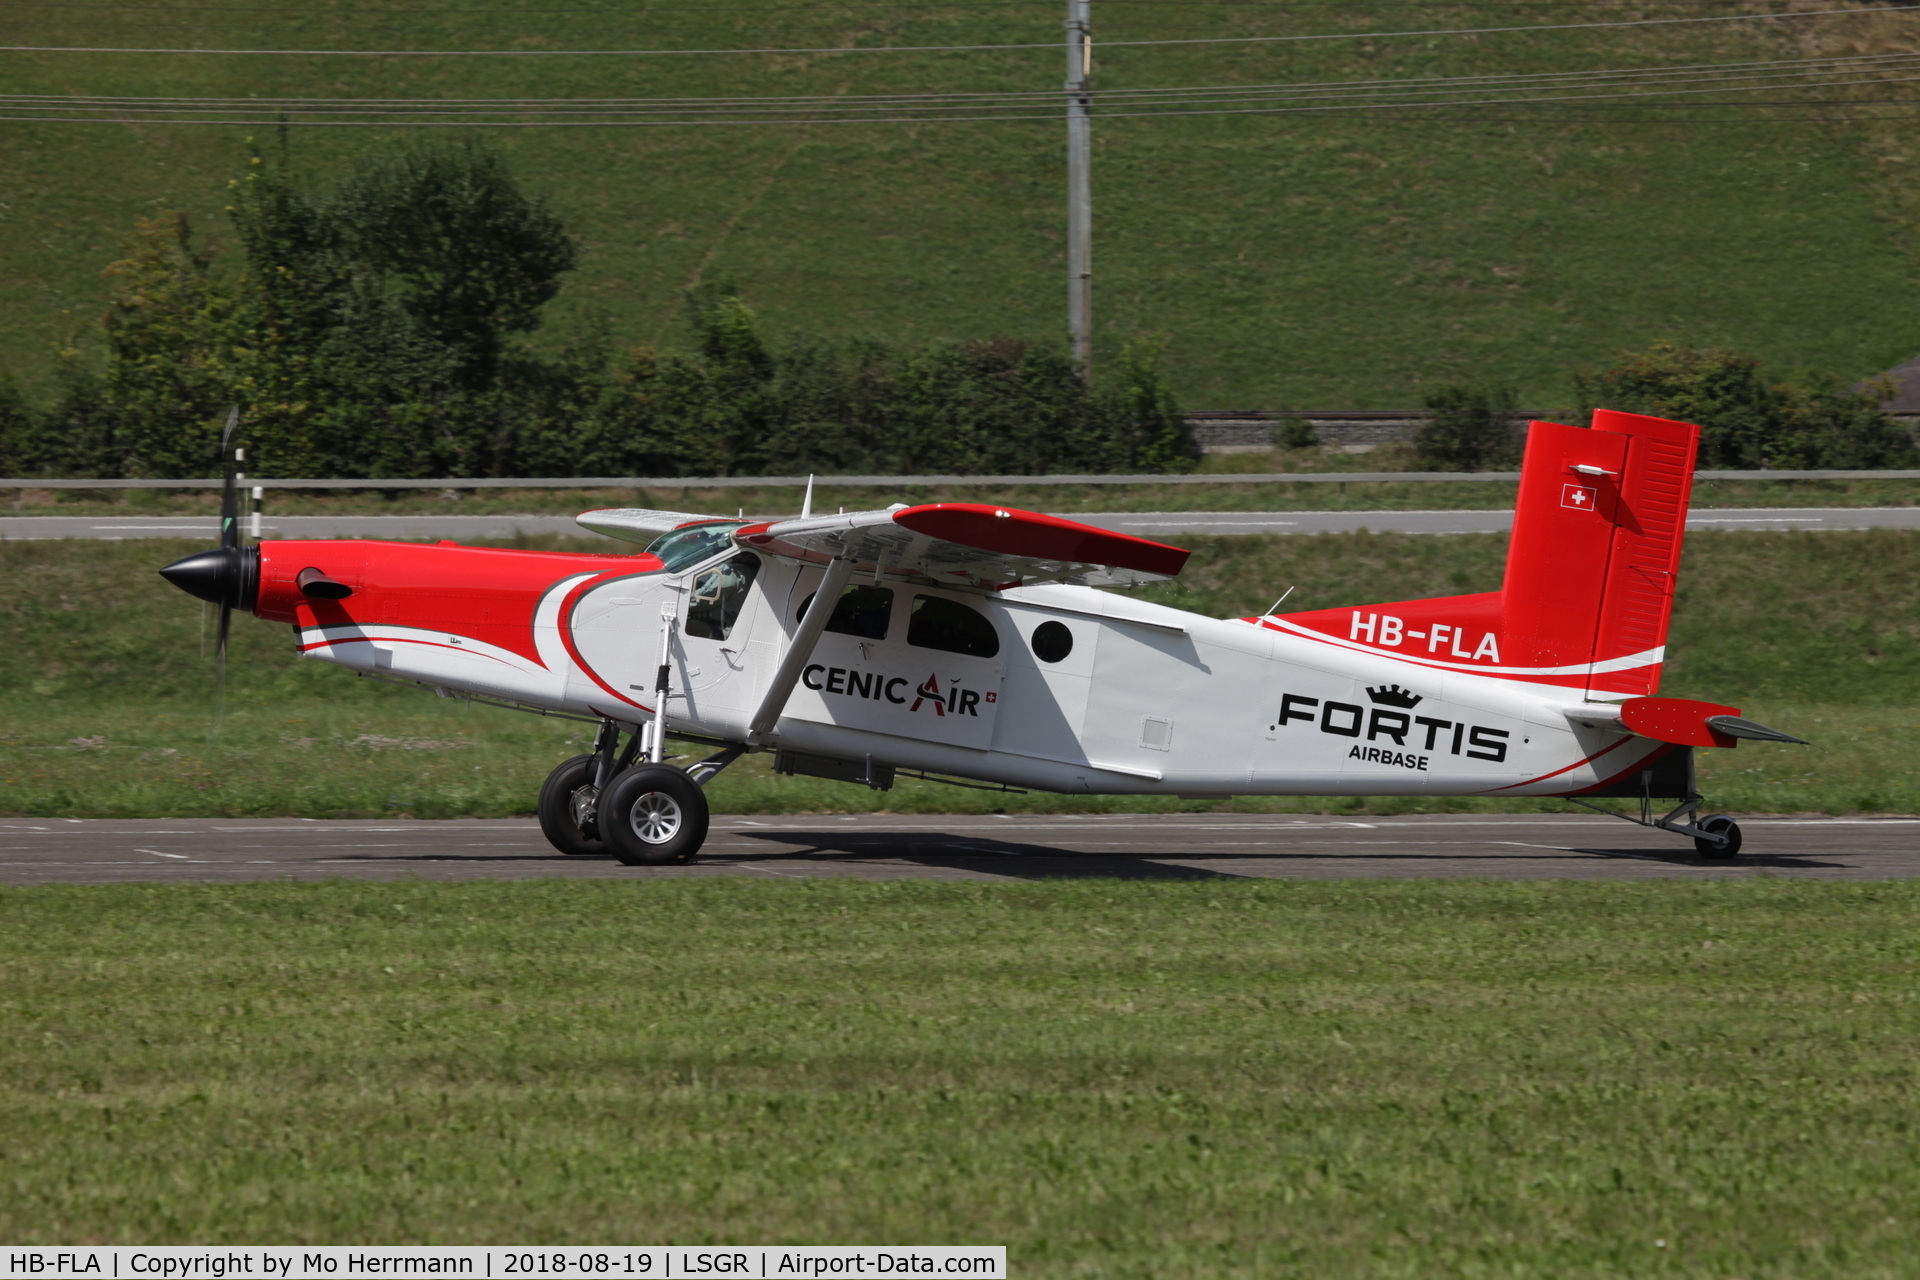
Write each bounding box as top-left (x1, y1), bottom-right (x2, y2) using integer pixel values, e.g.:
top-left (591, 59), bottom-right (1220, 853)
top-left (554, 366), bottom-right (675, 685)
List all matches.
top-left (1561, 483), bottom-right (1599, 512)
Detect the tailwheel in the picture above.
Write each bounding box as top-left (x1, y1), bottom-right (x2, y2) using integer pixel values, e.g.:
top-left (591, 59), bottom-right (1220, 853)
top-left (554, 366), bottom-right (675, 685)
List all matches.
top-left (601, 764), bottom-right (710, 866)
top-left (1693, 814), bottom-right (1742, 861)
top-left (537, 754), bottom-right (606, 856)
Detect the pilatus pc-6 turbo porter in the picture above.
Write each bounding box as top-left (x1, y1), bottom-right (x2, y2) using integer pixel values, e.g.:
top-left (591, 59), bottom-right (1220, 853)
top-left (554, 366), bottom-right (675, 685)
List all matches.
top-left (161, 408), bottom-right (1804, 865)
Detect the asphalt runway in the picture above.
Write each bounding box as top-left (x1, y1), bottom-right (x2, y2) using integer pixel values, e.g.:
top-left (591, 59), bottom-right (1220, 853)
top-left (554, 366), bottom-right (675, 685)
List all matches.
top-left (2, 813), bottom-right (1913, 886)
top-left (5, 507), bottom-right (1918, 541)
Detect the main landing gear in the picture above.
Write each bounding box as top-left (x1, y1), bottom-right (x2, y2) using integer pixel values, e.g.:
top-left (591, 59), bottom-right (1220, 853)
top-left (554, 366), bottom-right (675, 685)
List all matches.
top-left (535, 719), bottom-right (745, 866)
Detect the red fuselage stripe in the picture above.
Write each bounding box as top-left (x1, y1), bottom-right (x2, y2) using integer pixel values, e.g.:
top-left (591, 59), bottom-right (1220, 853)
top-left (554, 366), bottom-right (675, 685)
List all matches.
top-left (1481, 734), bottom-right (1637, 793)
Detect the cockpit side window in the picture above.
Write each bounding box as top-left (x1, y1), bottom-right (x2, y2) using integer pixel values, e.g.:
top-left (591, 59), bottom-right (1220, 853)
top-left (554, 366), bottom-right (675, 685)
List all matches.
top-left (647, 523), bottom-right (744, 573)
top-left (685, 552), bottom-right (762, 641)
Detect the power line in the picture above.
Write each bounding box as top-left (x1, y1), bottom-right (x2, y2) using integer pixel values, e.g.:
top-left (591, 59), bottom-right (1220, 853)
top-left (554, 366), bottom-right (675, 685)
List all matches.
top-left (18, 50), bottom-right (1917, 104)
top-left (11, 50), bottom-right (1917, 119)
top-left (6, 1), bottom-right (1859, 10)
top-left (12, 84), bottom-right (1916, 126)
top-left (11, 103), bottom-right (1916, 127)
top-left (6, 4), bottom-right (1916, 57)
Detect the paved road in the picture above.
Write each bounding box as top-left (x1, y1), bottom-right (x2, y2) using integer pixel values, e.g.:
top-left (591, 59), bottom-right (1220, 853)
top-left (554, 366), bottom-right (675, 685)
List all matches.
top-left (2, 814), bottom-right (1912, 885)
top-left (4, 508), bottom-right (1918, 541)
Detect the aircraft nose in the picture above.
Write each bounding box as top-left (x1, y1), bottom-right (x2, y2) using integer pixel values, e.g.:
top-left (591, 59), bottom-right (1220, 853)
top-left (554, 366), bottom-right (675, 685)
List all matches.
top-left (159, 547), bottom-right (249, 608)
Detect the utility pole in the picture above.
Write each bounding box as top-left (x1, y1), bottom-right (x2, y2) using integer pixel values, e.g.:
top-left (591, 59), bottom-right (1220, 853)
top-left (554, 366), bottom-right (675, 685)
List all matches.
top-left (1065, 0), bottom-right (1092, 378)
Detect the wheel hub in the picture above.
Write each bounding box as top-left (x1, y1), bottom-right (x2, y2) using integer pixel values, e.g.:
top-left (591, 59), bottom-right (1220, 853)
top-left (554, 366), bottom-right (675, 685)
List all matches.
top-left (628, 791), bottom-right (683, 845)
top-left (570, 785), bottom-right (599, 831)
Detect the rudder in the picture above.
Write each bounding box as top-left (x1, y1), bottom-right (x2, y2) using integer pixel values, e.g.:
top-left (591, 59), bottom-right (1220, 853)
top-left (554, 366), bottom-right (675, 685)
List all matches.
top-left (1259, 408), bottom-right (1700, 697)
top-left (1501, 409), bottom-right (1699, 696)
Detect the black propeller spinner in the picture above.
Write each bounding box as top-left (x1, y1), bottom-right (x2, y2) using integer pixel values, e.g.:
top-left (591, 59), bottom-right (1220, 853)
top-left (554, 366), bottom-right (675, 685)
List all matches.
top-left (158, 408), bottom-right (257, 739)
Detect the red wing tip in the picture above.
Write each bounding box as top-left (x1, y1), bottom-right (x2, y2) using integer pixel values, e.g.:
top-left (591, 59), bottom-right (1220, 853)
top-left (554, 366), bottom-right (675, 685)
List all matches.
top-left (892, 502), bottom-right (1190, 553)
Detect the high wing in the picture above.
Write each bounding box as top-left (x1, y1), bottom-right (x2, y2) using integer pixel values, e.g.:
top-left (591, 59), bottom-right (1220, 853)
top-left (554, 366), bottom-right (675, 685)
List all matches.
top-left (729, 502), bottom-right (1190, 588)
top-left (577, 508), bottom-right (741, 544)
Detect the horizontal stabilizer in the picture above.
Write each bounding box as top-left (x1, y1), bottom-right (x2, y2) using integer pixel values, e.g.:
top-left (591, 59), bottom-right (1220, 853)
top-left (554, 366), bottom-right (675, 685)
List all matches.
top-left (1618, 697), bottom-right (1807, 747)
top-left (1706, 714), bottom-right (1809, 745)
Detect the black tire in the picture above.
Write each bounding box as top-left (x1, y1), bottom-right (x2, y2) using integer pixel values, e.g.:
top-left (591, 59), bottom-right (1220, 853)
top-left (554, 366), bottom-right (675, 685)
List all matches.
top-left (1694, 814), bottom-right (1742, 860)
top-left (600, 765), bottom-right (710, 867)
top-left (537, 754), bottom-right (607, 857)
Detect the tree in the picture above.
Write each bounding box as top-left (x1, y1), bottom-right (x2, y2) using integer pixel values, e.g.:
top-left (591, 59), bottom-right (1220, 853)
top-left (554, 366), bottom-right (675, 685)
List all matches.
top-left (1414, 382), bottom-right (1523, 471)
top-left (222, 141), bottom-right (582, 476)
top-left (97, 212), bottom-right (245, 476)
top-left (329, 142), bottom-right (578, 389)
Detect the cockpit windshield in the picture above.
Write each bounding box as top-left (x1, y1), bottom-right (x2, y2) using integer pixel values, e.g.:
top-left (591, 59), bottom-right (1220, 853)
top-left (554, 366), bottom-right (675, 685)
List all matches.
top-left (646, 522), bottom-right (744, 572)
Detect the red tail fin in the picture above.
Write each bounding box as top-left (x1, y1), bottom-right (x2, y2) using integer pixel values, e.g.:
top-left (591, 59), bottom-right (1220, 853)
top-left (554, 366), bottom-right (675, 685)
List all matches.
top-left (1502, 409), bottom-right (1698, 695)
top-left (1259, 409), bottom-right (1699, 695)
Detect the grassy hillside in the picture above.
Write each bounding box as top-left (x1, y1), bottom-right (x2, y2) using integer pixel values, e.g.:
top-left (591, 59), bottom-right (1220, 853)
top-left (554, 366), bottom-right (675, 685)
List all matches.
top-left (4, 3), bottom-right (1920, 409)
top-left (1, 530), bottom-right (1913, 817)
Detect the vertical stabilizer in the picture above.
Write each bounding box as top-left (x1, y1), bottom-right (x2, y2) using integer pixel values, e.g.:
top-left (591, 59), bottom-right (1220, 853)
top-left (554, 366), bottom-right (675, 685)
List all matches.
top-left (1501, 409), bottom-right (1699, 696)
top-left (1584, 409), bottom-right (1698, 695)
top-left (1260, 408), bottom-right (1700, 696)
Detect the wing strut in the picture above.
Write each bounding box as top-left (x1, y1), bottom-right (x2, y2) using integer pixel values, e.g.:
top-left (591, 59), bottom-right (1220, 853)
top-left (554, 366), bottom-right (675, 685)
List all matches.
top-left (747, 555), bottom-right (857, 739)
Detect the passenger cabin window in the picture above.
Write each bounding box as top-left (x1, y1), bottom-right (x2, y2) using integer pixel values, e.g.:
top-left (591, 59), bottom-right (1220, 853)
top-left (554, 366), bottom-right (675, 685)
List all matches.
top-left (1030, 620), bottom-right (1074, 663)
top-left (685, 552), bottom-right (761, 641)
top-left (647, 523), bottom-right (743, 573)
top-left (908, 594), bottom-right (999, 658)
top-left (797, 586), bottom-right (894, 639)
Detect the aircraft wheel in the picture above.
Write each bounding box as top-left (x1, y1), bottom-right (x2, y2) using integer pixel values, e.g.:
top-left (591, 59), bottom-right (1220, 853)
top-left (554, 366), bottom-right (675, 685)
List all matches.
top-left (1693, 814), bottom-right (1742, 860)
top-left (601, 765), bottom-right (710, 867)
top-left (537, 755), bottom-right (607, 857)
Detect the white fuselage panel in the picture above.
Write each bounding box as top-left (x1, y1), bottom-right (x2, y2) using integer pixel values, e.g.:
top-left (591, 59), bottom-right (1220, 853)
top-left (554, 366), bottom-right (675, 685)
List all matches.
top-left (303, 557), bottom-right (1661, 798)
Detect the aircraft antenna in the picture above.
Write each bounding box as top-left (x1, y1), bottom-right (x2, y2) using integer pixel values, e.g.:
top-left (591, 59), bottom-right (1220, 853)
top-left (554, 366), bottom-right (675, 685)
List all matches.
top-left (800, 474), bottom-right (815, 519)
top-left (1266, 585), bottom-right (1295, 617)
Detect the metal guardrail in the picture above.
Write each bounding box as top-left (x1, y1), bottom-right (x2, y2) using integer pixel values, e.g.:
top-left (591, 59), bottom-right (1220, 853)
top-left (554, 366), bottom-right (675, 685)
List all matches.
top-left (2, 470), bottom-right (1917, 490)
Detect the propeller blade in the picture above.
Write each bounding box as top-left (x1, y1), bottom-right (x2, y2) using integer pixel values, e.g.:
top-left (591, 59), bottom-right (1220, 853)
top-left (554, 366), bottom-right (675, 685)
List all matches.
top-left (209, 600), bottom-right (232, 744)
top-left (219, 406), bottom-right (240, 552)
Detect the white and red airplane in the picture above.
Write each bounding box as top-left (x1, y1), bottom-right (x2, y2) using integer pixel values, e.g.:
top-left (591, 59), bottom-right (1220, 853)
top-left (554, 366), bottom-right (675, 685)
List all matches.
top-left (161, 408), bottom-right (1803, 865)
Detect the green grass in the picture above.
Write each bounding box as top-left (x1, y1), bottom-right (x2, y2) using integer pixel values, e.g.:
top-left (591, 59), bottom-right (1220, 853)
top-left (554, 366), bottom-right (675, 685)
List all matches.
top-left (4, 877), bottom-right (1920, 1274)
top-left (2, 695), bottom-right (1911, 819)
top-left (1, 532), bottom-right (1914, 817)
top-left (5, 4), bottom-right (1920, 409)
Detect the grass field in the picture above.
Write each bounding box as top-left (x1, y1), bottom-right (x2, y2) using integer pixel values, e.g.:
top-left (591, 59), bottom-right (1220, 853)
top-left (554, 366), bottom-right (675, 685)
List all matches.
top-left (5, 3), bottom-right (1920, 409)
top-left (2, 530), bottom-right (1913, 818)
top-left (4, 877), bottom-right (1919, 1274)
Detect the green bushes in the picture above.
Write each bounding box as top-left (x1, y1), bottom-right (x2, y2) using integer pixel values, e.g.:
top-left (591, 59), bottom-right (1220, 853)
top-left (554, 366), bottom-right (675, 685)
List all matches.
top-left (0, 144), bottom-right (1188, 482)
top-left (582, 293), bottom-right (1189, 478)
top-left (1414, 346), bottom-right (1915, 472)
top-left (1412, 382), bottom-right (1523, 470)
top-left (1575, 343), bottom-right (1915, 469)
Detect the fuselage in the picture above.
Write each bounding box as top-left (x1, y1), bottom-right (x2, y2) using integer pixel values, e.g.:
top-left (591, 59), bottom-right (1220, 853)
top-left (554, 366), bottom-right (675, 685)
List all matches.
top-left (257, 537), bottom-right (1665, 798)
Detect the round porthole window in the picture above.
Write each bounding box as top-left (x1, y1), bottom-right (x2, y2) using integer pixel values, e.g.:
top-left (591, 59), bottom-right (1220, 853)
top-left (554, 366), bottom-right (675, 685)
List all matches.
top-left (1031, 620), bottom-right (1074, 663)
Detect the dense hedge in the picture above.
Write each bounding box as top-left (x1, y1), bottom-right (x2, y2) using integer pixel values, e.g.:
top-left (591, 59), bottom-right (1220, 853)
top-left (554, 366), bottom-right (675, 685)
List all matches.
top-left (1573, 343), bottom-right (1913, 470)
top-left (1413, 346), bottom-right (1915, 472)
top-left (0, 144), bottom-right (1189, 481)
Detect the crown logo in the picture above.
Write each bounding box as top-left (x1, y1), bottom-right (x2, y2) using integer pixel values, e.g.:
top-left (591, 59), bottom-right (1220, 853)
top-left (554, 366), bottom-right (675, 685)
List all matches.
top-left (1365, 684), bottom-right (1423, 709)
